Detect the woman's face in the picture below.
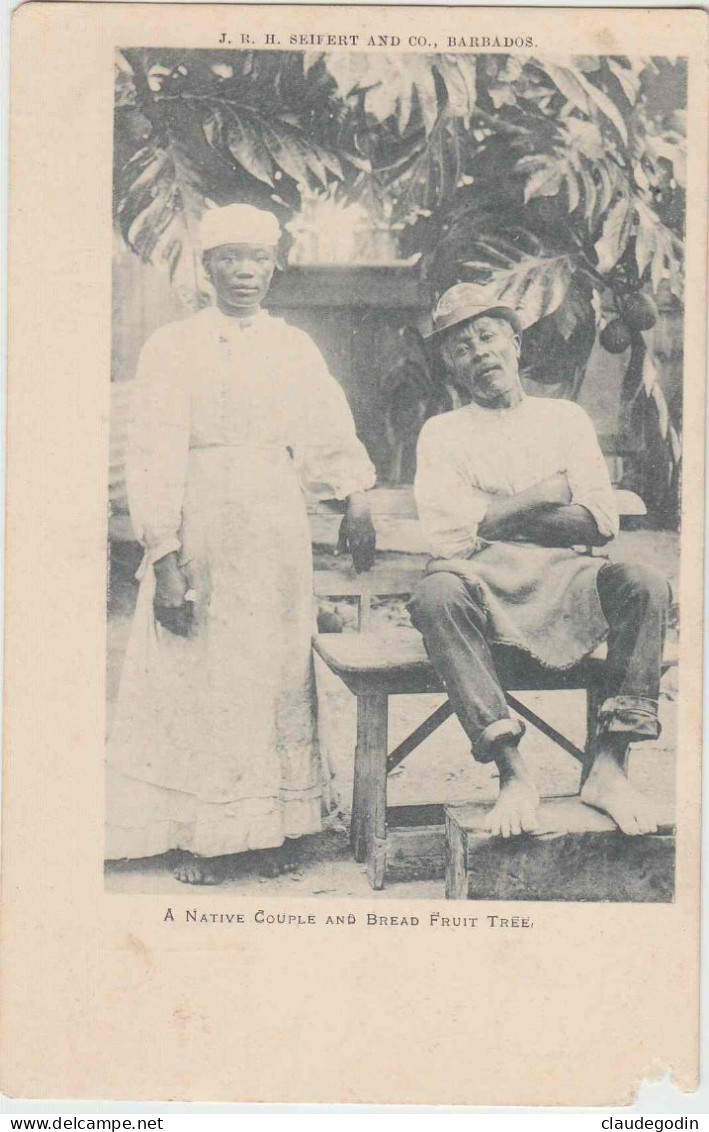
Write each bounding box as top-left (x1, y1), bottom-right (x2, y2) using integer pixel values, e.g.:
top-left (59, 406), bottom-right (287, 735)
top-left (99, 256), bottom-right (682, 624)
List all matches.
top-left (204, 243), bottom-right (276, 316)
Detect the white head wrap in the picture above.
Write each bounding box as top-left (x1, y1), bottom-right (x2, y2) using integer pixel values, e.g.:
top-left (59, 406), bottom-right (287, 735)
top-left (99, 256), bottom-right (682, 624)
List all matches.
top-left (199, 204), bottom-right (281, 251)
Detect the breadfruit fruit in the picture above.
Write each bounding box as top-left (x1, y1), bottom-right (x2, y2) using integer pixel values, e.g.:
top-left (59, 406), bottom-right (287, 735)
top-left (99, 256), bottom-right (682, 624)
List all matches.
top-left (600, 318), bottom-right (632, 354)
top-left (621, 292), bottom-right (658, 331)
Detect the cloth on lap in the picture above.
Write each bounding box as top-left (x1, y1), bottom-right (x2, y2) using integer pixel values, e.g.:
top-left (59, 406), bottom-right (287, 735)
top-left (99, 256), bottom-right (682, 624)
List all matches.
top-left (426, 543), bottom-right (608, 670)
top-left (414, 395), bottom-right (620, 670)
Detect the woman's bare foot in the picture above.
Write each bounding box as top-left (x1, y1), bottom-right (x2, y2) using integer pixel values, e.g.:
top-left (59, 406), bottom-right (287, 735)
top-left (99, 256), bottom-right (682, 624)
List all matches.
top-left (485, 746), bottom-right (540, 838)
top-left (581, 747), bottom-right (658, 836)
top-left (257, 840), bottom-right (303, 878)
top-left (172, 851), bottom-right (222, 885)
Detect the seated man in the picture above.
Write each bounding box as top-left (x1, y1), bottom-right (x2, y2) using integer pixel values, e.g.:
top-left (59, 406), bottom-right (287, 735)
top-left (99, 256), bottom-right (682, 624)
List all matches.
top-left (410, 283), bottom-right (670, 839)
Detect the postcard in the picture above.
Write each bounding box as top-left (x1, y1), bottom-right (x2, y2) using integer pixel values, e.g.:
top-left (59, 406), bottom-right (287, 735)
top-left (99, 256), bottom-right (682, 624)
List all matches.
top-left (3, 2), bottom-right (706, 1105)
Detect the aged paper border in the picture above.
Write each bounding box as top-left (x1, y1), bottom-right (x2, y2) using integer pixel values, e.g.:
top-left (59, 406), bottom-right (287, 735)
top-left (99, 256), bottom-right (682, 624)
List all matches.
top-left (4, 3), bottom-right (707, 1105)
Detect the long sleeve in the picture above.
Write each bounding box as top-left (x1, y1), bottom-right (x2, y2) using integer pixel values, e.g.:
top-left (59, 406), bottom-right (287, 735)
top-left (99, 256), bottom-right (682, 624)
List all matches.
top-left (563, 404), bottom-right (619, 540)
top-left (125, 326), bottom-right (191, 564)
top-left (289, 331), bottom-right (376, 500)
top-left (414, 417), bottom-right (489, 559)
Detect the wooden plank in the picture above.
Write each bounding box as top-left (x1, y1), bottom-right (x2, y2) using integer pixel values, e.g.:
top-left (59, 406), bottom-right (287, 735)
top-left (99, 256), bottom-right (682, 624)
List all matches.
top-left (314, 629), bottom-right (598, 682)
top-left (313, 628), bottom-right (431, 675)
top-left (313, 629), bottom-right (677, 689)
top-left (309, 487), bottom-right (417, 517)
top-left (387, 803), bottom-right (447, 828)
top-left (313, 565), bottom-right (424, 598)
top-left (268, 264), bottom-right (429, 310)
top-left (309, 485), bottom-right (643, 520)
top-left (310, 512), bottom-right (429, 554)
top-left (447, 795), bottom-right (675, 837)
top-left (614, 489), bottom-right (647, 517)
top-left (384, 825), bottom-right (446, 878)
top-left (464, 831), bottom-right (674, 902)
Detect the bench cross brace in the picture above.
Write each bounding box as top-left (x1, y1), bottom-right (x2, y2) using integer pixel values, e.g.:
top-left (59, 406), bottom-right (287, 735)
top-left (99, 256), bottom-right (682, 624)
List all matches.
top-left (386, 700), bottom-right (455, 773)
top-left (505, 693), bottom-right (589, 766)
top-left (384, 692), bottom-right (591, 780)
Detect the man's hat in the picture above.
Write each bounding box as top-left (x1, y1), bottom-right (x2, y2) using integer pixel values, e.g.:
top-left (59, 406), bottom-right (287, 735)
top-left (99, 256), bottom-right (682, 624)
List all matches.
top-left (426, 282), bottom-right (524, 339)
top-left (199, 204), bottom-right (281, 252)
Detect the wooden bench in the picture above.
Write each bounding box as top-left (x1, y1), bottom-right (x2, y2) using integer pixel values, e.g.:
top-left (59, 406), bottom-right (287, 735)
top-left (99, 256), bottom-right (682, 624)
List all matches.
top-left (314, 594), bottom-right (677, 890)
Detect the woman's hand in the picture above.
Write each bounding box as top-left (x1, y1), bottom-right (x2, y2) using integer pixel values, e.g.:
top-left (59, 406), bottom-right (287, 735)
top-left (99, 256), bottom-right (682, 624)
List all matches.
top-left (153, 553), bottom-right (193, 637)
top-left (336, 492), bottom-right (376, 573)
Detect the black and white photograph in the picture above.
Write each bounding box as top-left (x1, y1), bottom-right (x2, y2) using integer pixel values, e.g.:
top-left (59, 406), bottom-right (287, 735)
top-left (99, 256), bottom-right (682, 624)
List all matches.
top-left (104, 47), bottom-right (685, 902)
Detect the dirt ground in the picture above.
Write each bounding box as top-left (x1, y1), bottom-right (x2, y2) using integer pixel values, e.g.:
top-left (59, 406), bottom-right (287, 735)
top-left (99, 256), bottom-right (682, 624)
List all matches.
top-left (104, 532), bottom-right (679, 899)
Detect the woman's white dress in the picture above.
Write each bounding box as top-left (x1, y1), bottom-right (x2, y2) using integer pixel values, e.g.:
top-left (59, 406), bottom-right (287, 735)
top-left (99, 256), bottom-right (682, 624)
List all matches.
top-left (106, 305), bottom-right (375, 860)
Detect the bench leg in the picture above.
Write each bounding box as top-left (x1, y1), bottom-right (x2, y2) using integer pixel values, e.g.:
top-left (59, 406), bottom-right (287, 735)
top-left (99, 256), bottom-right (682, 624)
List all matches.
top-left (350, 691), bottom-right (388, 889)
top-left (581, 686), bottom-right (602, 788)
top-left (445, 811), bottom-right (469, 900)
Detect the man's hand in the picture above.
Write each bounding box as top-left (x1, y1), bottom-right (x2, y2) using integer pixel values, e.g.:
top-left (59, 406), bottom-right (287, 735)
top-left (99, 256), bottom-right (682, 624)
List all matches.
top-left (532, 472), bottom-right (572, 507)
top-left (527, 504), bottom-right (610, 548)
top-left (336, 492), bottom-right (376, 573)
top-left (153, 553), bottom-right (193, 637)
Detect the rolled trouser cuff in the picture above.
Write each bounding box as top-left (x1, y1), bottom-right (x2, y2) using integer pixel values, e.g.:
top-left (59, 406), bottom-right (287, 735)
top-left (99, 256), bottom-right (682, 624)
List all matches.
top-left (598, 696), bottom-right (661, 742)
top-left (474, 717), bottom-right (526, 763)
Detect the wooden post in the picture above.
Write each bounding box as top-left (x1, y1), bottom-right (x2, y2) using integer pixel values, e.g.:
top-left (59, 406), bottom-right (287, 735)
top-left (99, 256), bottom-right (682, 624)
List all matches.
top-left (350, 691), bottom-right (388, 888)
top-left (445, 810), bottom-right (469, 900)
top-left (358, 592), bottom-right (374, 632)
top-left (357, 574), bottom-right (374, 632)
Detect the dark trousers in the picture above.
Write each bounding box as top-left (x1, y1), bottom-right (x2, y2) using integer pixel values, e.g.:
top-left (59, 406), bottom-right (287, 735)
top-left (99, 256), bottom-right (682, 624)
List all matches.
top-left (408, 562), bottom-right (670, 763)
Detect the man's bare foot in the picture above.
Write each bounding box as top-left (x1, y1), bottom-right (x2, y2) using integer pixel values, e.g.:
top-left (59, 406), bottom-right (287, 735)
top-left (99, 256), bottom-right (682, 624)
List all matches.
top-left (485, 746), bottom-right (540, 838)
top-left (257, 840), bottom-right (303, 878)
top-left (581, 749), bottom-right (658, 836)
top-left (172, 851), bottom-right (222, 885)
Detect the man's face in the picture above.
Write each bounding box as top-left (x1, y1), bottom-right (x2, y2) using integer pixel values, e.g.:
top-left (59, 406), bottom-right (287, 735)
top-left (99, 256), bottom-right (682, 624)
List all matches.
top-left (441, 315), bottom-right (522, 406)
top-left (204, 243), bottom-right (276, 314)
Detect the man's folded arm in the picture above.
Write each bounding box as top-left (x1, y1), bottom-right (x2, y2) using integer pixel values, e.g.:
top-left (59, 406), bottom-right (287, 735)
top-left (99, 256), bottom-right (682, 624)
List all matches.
top-left (480, 466), bottom-right (613, 547)
top-left (516, 504), bottom-right (612, 547)
top-left (477, 473), bottom-right (592, 543)
top-left (415, 412), bottom-right (615, 555)
top-left (477, 480), bottom-right (558, 542)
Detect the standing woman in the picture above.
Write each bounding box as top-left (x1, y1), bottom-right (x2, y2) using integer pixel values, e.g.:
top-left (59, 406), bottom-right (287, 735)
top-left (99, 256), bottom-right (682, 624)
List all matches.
top-left (106, 204), bottom-right (376, 883)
